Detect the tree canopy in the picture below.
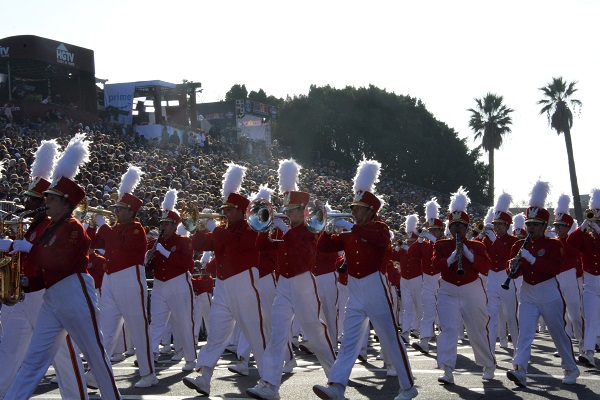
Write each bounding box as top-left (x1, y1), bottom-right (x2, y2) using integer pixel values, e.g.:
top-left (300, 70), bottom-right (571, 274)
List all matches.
top-left (273, 85), bottom-right (489, 203)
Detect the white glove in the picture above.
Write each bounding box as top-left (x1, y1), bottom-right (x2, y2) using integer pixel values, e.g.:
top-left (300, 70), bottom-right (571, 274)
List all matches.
top-left (485, 223), bottom-right (493, 231)
top-left (580, 219), bottom-right (589, 231)
top-left (206, 219), bottom-right (217, 232)
top-left (95, 214), bottom-right (105, 228)
top-left (447, 249), bottom-right (458, 266)
top-left (156, 243), bottom-right (171, 258)
top-left (82, 222), bottom-right (89, 230)
top-left (334, 219), bottom-right (354, 231)
top-left (485, 230), bottom-right (496, 242)
top-left (0, 238), bottom-right (13, 252)
top-left (11, 239), bottom-right (33, 254)
top-left (418, 236), bottom-right (424, 243)
top-left (477, 233), bottom-right (484, 241)
top-left (401, 245), bottom-right (409, 251)
top-left (422, 232), bottom-right (436, 243)
top-left (394, 245), bottom-right (400, 252)
top-left (520, 248), bottom-right (536, 265)
top-left (273, 218), bottom-right (290, 234)
top-left (463, 246), bottom-right (474, 263)
top-left (200, 251), bottom-right (211, 266)
top-left (592, 222), bottom-right (600, 235)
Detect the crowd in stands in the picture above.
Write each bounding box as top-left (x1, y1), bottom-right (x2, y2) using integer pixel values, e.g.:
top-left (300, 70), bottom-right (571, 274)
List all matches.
top-left (0, 113), bottom-right (487, 244)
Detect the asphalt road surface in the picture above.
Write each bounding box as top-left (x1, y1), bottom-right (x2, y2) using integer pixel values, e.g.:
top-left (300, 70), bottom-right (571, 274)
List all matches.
top-left (33, 331), bottom-right (600, 399)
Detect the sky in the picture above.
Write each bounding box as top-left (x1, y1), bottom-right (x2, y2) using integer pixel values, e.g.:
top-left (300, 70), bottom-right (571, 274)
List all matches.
top-left (2, 0), bottom-right (599, 207)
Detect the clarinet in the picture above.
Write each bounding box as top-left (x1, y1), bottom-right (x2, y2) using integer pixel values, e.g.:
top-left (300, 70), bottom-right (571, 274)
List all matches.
top-left (455, 232), bottom-right (465, 275)
top-left (145, 230), bottom-right (163, 270)
top-left (501, 233), bottom-right (533, 290)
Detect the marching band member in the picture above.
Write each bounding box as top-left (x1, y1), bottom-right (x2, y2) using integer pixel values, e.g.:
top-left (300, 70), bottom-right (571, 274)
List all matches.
top-left (0, 140), bottom-right (88, 399)
top-left (230, 185), bottom-right (295, 376)
top-left (552, 195), bottom-right (583, 354)
top-left (184, 163), bottom-right (267, 397)
top-left (5, 134), bottom-right (121, 399)
top-left (505, 181), bottom-right (579, 387)
top-left (483, 192), bottom-right (520, 354)
top-left (247, 159), bottom-right (335, 400)
top-left (192, 252), bottom-right (214, 341)
top-left (91, 165), bottom-right (157, 387)
top-left (433, 187), bottom-right (495, 385)
top-left (147, 189), bottom-right (196, 372)
top-left (313, 159), bottom-right (417, 400)
top-left (412, 198), bottom-right (443, 354)
top-left (401, 214), bottom-right (423, 344)
top-left (567, 188), bottom-right (600, 368)
top-left (313, 205), bottom-right (342, 352)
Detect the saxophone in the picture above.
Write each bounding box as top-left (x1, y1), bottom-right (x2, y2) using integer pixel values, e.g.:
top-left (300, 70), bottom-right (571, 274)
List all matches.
top-left (0, 209), bottom-right (38, 305)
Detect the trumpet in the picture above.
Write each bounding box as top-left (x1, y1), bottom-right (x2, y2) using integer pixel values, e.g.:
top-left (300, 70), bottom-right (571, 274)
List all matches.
top-left (181, 201), bottom-right (228, 232)
top-left (325, 213), bottom-right (356, 234)
top-left (585, 209), bottom-right (596, 234)
top-left (74, 198), bottom-right (116, 227)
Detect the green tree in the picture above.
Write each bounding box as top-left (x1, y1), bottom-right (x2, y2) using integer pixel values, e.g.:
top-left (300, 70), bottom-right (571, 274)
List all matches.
top-left (538, 77), bottom-right (583, 221)
top-left (275, 85), bottom-right (489, 203)
top-left (249, 89), bottom-right (268, 103)
top-left (225, 84), bottom-right (248, 101)
top-left (468, 93), bottom-right (514, 204)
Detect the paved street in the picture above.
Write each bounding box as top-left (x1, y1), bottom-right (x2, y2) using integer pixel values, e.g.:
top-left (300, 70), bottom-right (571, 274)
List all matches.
top-left (33, 331), bottom-right (599, 399)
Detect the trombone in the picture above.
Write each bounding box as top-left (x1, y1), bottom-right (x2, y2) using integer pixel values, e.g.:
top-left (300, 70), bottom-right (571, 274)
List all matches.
top-left (181, 201), bottom-right (227, 233)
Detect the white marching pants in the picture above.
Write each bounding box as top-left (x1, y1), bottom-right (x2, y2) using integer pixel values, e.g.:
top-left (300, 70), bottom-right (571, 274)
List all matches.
top-left (400, 276), bottom-right (422, 334)
top-left (0, 289), bottom-right (87, 399)
top-left (513, 279), bottom-right (577, 372)
top-left (556, 268), bottom-right (583, 343)
top-left (315, 272), bottom-right (339, 350)
top-left (193, 292), bottom-right (212, 340)
top-left (100, 265), bottom-right (154, 376)
top-left (486, 270), bottom-right (519, 352)
top-left (436, 278), bottom-right (495, 370)
top-left (5, 274), bottom-right (120, 400)
top-left (419, 273), bottom-right (439, 339)
top-left (149, 272), bottom-right (196, 363)
top-left (582, 272), bottom-right (600, 352)
top-left (329, 272), bottom-right (414, 390)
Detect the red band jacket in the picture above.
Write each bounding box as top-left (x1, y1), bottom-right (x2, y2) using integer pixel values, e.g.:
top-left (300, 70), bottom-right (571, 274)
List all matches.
top-left (317, 220), bottom-right (390, 279)
top-left (192, 220), bottom-right (259, 280)
top-left (433, 237), bottom-right (490, 286)
top-left (507, 236), bottom-right (563, 285)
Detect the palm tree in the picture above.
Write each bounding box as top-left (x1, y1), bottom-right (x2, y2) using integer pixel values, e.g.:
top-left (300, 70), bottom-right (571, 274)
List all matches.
top-left (468, 93), bottom-right (514, 204)
top-left (538, 77), bottom-right (583, 221)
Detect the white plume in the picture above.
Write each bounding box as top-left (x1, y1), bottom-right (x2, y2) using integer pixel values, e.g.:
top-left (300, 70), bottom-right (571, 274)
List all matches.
top-left (484, 207), bottom-right (494, 225)
top-left (119, 165), bottom-right (144, 198)
top-left (424, 197), bottom-right (440, 221)
top-left (52, 133), bottom-right (90, 182)
top-left (353, 159), bottom-right (381, 194)
top-left (0, 160), bottom-right (4, 178)
top-left (494, 192), bottom-right (512, 213)
top-left (31, 139), bottom-right (60, 180)
top-left (405, 214), bottom-right (419, 234)
top-left (251, 184), bottom-right (274, 202)
top-left (448, 186), bottom-right (470, 213)
top-left (555, 194), bottom-right (571, 215)
top-left (529, 180), bottom-right (550, 208)
top-left (162, 188), bottom-right (177, 212)
top-left (278, 159), bottom-right (301, 193)
top-left (221, 163), bottom-right (246, 200)
top-left (590, 189), bottom-right (600, 210)
top-left (513, 213), bottom-right (525, 230)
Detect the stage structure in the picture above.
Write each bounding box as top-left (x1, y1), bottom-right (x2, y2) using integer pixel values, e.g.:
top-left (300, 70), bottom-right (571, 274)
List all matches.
top-left (196, 99), bottom-right (278, 144)
top-left (0, 35), bottom-right (98, 123)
